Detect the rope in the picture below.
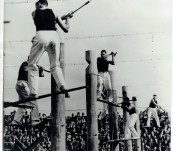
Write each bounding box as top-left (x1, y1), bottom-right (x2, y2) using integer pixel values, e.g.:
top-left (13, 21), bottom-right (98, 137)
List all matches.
top-left (65, 32), bottom-right (165, 40)
top-left (3, 57), bottom-right (170, 69)
top-left (4, 86), bottom-right (87, 108)
top-left (4, 32), bottom-right (166, 43)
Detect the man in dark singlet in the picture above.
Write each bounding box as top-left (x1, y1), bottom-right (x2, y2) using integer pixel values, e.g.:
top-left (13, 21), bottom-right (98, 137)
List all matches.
top-left (97, 50), bottom-right (115, 119)
top-left (97, 50), bottom-right (115, 100)
top-left (146, 94), bottom-right (160, 127)
top-left (28, 0), bottom-right (72, 99)
top-left (121, 100), bottom-right (140, 139)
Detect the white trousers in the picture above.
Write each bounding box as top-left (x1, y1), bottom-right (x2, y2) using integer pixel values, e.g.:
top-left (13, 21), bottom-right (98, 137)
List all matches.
top-left (13, 80), bottom-right (40, 122)
top-left (97, 72), bottom-right (112, 97)
top-left (97, 72), bottom-right (112, 119)
top-left (28, 31), bottom-right (66, 95)
top-left (124, 113), bottom-right (139, 138)
top-left (147, 107), bottom-right (160, 126)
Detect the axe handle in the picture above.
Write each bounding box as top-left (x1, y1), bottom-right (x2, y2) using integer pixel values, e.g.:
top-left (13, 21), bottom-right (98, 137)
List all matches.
top-left (72, 1), bottom-right (90, 14)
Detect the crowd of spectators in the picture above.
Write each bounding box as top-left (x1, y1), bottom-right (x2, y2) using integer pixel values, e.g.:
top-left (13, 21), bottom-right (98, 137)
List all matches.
top-left (140, 108), bottom-right (171, 151)
top-left (3, 108), bottom-right (171, 151)
top-left (4, 111), bottom-right (51, 151)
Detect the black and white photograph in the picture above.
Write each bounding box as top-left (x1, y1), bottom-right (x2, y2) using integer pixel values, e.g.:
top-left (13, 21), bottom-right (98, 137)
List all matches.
top-left (2, 0), bottom-right (172, 150)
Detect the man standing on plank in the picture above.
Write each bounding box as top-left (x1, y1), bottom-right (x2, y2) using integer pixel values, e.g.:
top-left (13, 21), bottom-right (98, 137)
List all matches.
top-left (97, 50), bottom-right (115, 119)
top-left (146, 94), bottom-right (160, 127)
top-left (97, 50), bottom-right (116, 99)
top-left (28, 0), bottom-right (73, 99)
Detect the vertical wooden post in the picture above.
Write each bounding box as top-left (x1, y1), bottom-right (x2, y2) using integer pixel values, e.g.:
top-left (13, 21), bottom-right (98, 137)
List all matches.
top-left (109, 71), bottom-right (119, 151)
top-left (122, 86), bottom-right (132, 151)
top-left (85, 50), bottom-right (98, 151)
top-left (51, 43), bottom-right (66, 151)
top-left (133, 96), bottom-right (141, 151)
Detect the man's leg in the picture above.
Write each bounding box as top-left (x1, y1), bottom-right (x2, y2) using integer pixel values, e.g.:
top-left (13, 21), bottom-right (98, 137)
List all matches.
top-left (29, 101), bottom-right (40, 121)
top-left (98, 103), bottom-right (108, 120)
top-left (104, 73), bottom-right (112, 101)
top-left (153, 109), bottom-right (160, 127)
top-left (129, 114), bottom-right (139, 138)
top-left (23, 80), bottom-right (40, 122)
top-left (97, 73), bottom-right (106, 119)
top-left (28, 36), bottom-right (45, 97)
top-left (46, 36), bottom-right (71, 98)
top-left (146, 108), bottom-right (152, 127)
top-left (13, 109), bottom-right (25, 124)
top-left (97, 73), bottom-right (104, 98)
top-left (13, 83), bottom-right (28, 123)
top-left (124, 121), bottom-right (131, 139)
top-left (46, 34), bottom-right (66, 88)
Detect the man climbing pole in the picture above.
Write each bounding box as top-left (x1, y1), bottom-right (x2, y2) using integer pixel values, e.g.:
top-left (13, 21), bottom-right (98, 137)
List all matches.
top-left (146, 94), bottom-right (160, 127)
top-left (97, 50), bottom-right (116, 119)
top-left (28, 0), bottom-right (73, 99)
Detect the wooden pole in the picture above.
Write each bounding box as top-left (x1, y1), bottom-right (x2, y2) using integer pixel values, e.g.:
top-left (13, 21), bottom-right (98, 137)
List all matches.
top-left (122, 86), bottom-right (132, 151)
top-left (51, 43), bottom-right (66, 151)
top-left (109, 71), bottom-right (119, 151)
top-left (133, 96), bottom-right (141, 151)
top-left (85, 50), bottom-right (98, 151)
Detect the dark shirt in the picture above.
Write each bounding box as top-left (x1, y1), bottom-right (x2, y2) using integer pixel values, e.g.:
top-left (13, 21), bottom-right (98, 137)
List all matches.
top-left (129, 107), bottom-right (136, 115)
top-left (149, 99), bottom-right (157, 108)
top-left (97, 57), bottom-right (109, 72)
top-left (17, 61), bottom-right (28, 81)
top-left (34, 9), bottom-right (56, 31)
top-left (121, 102), bottom-right (136, 115)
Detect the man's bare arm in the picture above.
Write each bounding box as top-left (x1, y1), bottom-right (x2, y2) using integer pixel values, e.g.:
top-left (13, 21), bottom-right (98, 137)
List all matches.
top-left (55, 15), bottom-right (71, 33)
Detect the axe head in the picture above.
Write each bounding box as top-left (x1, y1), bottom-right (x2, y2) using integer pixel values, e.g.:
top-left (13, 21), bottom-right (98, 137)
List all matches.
top-left (132, 97), bottom-right (137, 101)
top-left (85, 0), bottom-right (91, 5)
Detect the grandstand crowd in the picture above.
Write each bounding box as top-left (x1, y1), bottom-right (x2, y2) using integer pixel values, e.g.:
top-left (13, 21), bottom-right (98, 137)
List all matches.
top-left (3, 109), bottom-right (171, 151)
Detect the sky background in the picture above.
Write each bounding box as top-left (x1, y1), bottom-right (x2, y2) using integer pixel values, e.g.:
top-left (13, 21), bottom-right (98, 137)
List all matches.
top-left (2, 0), bottom-right (172, 115)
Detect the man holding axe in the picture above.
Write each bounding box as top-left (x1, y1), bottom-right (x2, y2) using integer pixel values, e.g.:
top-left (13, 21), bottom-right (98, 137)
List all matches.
top-left (97, 50), bottom-right (117, 119)
top-left (97, 50), bottom-right (117, 100)
top-left (28, 0), bottom-right (73, 99)
top-left (146, 94), bottom-right (161, 127)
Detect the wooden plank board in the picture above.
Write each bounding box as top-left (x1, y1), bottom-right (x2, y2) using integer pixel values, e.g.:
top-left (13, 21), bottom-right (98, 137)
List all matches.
top-left (4, 86), bottom-right (87, 108)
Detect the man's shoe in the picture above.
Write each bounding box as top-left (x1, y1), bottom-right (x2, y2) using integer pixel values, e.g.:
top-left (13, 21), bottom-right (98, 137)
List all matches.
top-left (29, 94), bottom-right (37, 100)
top-left (31, 120), bottom-right (41, 126)
top-left (60, 85), bottom-right (70, 98)
top-left (101, 93), bottom-right (106, 99)
top-left (65, 93), bottom-right (70, 98)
